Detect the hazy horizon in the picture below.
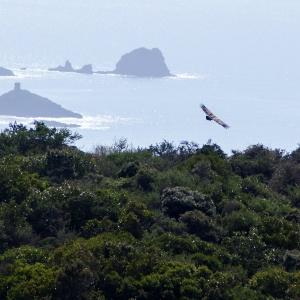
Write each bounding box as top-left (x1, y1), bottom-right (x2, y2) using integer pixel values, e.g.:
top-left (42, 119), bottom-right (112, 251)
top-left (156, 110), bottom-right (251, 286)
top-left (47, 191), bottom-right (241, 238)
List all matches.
top-left (1, 1), bottom-right (300, 154)
top-left (1, 1), bottom-right (299, 78)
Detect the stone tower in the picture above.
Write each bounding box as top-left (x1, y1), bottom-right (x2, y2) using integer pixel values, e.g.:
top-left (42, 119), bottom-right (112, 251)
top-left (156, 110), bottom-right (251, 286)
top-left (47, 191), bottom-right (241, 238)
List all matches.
top-left (14, 82), bottom-right (21, 91)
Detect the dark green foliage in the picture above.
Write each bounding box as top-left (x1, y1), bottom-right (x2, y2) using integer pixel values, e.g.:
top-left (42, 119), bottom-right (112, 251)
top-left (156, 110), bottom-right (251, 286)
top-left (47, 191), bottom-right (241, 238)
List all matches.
top-left (221, 229), bottom-right (270, 276)
top-left (149, 140), bottom-right (200, 162)
top-left (135, 167), bottom-right (156, 191)
top-left (180, 210), bottom-right (221, 242)
top-left (0, 201), bottom-right (33, 252)
top-left (182, 142), bottom-right (231, 180)
top-left (249, 268), bottom-right (293, 299)
top-left (161, 186), bottom-right (216, 219)
top-left (224, 209), bottom-right (258, 235)
top-left (1, 123), bottom-right (300, 299)
top-left (191, 252), bottom-right (222, 271)
top-left (0, 246), bottom-right (57, 299)
top-left (0, 163), bottom-right (40, 203)
top-left (221, 200), bottom-right (244, 216)
top-left (151, 215), bottom-right (188, 236)
top-left (192, 160), bottom-right (216, 180)
top-left (119, 201), bottom-right (155, 238)
top-left (282, 249), bottom-right (300, 271)
top-left (154, 233), bottom-right (200, 255)
top-left (269, 160), bottom-right (300, 193)
top-left (118, 161), bottom-right (140, 178)
top-left (286, 185), bottom-right (300, 208)
top-left (241, 175), bottom-right (270, 197)
top-left (45, 149), bottom-right (93, 182)
top-left (149, 140), bottom-right (181, 160)
top-left (0, 121), bottom-right (81, 157)
top-left (257, 216), bottom-right (300, 249)
top-left (230, 144), bottom-right (283, 179)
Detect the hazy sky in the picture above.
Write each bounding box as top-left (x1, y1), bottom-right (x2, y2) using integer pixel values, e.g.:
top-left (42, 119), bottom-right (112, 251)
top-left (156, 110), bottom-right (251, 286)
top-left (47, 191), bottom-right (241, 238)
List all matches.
top-left (1, 0), bottom-right (300, 82)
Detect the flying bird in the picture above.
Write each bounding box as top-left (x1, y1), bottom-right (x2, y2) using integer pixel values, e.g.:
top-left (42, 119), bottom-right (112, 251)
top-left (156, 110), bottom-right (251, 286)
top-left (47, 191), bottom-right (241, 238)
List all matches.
top-left (200, 104), bottom-right (230, 129)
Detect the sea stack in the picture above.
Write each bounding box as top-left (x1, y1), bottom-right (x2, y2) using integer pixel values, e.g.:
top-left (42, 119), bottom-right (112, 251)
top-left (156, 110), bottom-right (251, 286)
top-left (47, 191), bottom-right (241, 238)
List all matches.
top-left (97, 47), bottom-right (173, 77)
top-left (114, 48), bottom-right (172, 77)
top-left (49, 61), bottom-right (94, 74)
top-left (75, 64), bottom-right (93, 74)
top-left (0, 83), bottom-right (82, 118)
top-left (48, 60), bottom-right (74, 72)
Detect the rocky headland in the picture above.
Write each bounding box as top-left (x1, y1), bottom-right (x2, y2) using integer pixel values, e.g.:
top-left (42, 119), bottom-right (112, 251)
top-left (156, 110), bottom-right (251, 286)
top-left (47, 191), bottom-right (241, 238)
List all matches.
top-left (0, 83), bottom-right (82, 118)
top-left (0, 67), bottom-right (15, 76)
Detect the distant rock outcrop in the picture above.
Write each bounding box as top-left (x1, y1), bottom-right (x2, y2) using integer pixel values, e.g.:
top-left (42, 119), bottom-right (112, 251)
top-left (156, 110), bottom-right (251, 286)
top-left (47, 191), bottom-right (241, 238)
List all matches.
top-left (75, 64), bottom-right (93, 74)
top-left (0, 67), bottom-right (15, 76)
top-left (48, 60), bottom-right (74, 72)
top-left (97, 47), bottom-right (172, 77)
top-left (48, 48), bottom-right (172, 77)
top-left (0, 83), bottom-right (82, 118)
top-left (49, 61), bottom-right (93, 74)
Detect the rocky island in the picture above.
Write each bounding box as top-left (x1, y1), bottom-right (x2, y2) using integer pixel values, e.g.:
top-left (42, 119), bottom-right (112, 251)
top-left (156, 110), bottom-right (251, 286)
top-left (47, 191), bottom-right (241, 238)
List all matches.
top-left (112, 47), bottom-right (172, 77)
top-left (49, 47), bottom-right (172, 77)
top-left (97, 47), bottom-right (172, 77)
top-left (75, 64), bottom-right (93, 74)
top-left (48, 60), bottom-right (93, 74)
top-left (0, 67), bottom-right (15, 76)
top-left (0, 83), bottom-right (82, 118)
top-left (48, 60), bottom-right (74, 72)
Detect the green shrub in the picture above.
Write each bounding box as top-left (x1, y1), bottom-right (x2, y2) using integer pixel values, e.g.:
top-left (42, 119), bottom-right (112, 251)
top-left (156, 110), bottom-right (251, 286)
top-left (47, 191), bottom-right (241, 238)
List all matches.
top-left (230, 144), bottom-right (283, 179)
top-left (257, 216), bottom-right (300, 249)
top-left (119, 201), bottom-right (155, 238)
top-left (0, 121), bottom-right (81, 157)
top-left (282, 249), bottom-right (300, 271)
top-left (221, 229), bottom-right (269, 275)
top-left (221, 200), bottom-right (244, 216)
top-left (182, 143), bottom-right (231, 180)
top-left (135, 168), bottom-right (156, 191)
top-left (192, 160), bottom-right (216, 180)
top-left (249, 268), bottom-right (292, 298)
top-left (224, 209), bottom-right (258, 235)
top-left (269, 160), bottom-right (300, 193)
top-left (161, 186), bottom-right (216, 219)
top-left (180, 210), bottom-right (221, 242)
top-left (0, 246), bottom-right (56, 300)
top-left (118, 161), bottom-right (140, 178)
top-left (191, 252), bottom-right (222, 271)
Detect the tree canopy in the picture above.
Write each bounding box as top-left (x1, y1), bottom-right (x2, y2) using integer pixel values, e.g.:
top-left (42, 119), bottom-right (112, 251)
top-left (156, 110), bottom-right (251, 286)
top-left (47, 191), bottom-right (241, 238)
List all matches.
top-left (0, 123), bottom-right (300, 299)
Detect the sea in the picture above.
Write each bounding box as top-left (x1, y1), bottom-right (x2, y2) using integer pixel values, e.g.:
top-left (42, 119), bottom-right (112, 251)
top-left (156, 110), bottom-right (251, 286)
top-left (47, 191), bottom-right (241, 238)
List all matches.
top-left (1, 0), bottom-right (300, 155)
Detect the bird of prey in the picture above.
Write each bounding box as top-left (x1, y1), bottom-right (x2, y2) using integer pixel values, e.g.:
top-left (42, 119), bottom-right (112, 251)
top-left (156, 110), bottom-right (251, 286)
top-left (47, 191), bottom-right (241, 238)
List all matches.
top-left (200, 104), bottom-right (230, 129)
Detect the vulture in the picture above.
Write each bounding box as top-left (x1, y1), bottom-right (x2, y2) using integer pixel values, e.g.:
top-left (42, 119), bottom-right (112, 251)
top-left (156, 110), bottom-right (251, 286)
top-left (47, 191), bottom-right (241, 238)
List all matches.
top-left (200, 104), bottom-right (230, 129)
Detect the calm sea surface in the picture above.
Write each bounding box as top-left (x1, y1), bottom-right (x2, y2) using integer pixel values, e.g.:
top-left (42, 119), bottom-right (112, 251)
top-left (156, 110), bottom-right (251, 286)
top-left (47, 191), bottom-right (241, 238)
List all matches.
top-left (1, 1), bottom-right (300, 154)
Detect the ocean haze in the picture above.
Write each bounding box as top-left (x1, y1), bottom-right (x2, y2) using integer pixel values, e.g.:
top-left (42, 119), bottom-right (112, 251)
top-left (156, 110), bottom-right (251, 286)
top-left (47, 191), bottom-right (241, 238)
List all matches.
top-left (2, 0), bottom-right (299, 78)
top-left (0, 1), bottom-right (300, 154)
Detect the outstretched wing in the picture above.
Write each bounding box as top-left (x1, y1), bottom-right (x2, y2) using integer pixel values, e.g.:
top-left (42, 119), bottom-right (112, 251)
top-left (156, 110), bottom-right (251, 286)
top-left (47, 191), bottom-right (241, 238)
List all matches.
top-left (200, 104), bottom-right (230, 129)
top-left (200, 104), bottom-right (215, 119)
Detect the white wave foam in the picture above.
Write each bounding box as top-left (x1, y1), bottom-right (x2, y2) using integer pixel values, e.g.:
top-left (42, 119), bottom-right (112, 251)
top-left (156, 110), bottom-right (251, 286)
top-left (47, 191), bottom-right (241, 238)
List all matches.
top-left (11, 68), bottom-right (79, 80)
top-left (173, 73), bottom-right (207, 79)
top-left (0, 114), bottom-right (141, 130)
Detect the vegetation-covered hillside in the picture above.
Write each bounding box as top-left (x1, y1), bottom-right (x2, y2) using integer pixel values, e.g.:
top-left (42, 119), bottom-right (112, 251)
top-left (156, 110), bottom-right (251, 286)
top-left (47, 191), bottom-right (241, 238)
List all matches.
top-left (0, 122), bottom-right (300, 299)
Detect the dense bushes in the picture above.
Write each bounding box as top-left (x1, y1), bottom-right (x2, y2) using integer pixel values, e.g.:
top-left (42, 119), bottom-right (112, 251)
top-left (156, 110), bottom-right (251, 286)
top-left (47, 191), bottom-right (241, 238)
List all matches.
top-left (0, 122), bottom-right (300, 299)
top-left (161, 186), bottom-right (216, 219)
